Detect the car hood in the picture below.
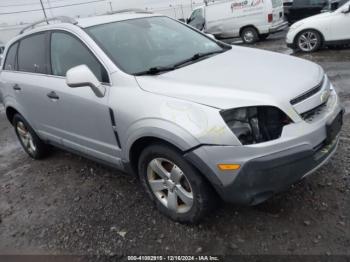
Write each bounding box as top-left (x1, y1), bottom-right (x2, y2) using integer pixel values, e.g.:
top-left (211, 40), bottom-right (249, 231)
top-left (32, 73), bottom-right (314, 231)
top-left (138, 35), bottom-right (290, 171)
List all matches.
top-left (135, 46), bottom-right (324, 110)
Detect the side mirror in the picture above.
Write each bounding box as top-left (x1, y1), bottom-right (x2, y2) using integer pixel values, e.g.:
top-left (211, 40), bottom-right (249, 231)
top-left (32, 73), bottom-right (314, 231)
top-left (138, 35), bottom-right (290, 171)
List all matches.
top-left (66, 65), bottom-right (105, 98)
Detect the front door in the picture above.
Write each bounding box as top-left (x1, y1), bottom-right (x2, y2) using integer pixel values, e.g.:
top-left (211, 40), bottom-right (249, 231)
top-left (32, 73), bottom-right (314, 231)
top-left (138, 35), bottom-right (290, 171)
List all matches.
top-left (48, 31), bottom-right (121, 164)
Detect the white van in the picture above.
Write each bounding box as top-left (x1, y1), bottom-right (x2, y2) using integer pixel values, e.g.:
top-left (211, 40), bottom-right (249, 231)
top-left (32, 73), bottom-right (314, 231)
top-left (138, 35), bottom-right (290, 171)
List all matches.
top-left (187, 0), bottom-right (288, 43)
top-left (0, 43), bottom-right (5, 64)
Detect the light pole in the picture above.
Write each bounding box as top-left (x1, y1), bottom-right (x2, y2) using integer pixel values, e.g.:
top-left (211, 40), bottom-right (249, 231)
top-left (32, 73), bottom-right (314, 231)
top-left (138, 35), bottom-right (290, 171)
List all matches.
top-left (169, 4), bottom-right (176, 18)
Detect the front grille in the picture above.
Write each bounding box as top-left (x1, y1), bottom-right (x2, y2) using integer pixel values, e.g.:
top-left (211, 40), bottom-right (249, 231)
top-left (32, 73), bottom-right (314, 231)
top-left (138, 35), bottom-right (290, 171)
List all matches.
top-left (301, 102), bottom-right (327, 122)
top-left (290, 78), bottom-right (324, 105)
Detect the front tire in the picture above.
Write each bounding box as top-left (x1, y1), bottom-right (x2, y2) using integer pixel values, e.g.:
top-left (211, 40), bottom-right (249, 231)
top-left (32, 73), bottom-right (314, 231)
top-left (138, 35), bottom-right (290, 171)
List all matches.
top-left (138, 144), bottom-right (217, 223)
top-left (13, 114), bottom-right (49, 159)
top-left (296, 30), bottom-right (322, 52)
top-left (241, 27), bottom-right (259, 44)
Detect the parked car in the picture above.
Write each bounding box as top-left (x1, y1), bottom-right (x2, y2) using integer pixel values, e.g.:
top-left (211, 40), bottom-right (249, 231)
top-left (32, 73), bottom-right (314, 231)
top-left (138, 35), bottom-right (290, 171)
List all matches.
top-left (0, 13), bottom-right (343, 223)
top-left (187, 0), bottom-right (288, 43)
top-left (284, 0), bottom-right (348, 24)
top-left (286, 0), bottom-right (350, 52)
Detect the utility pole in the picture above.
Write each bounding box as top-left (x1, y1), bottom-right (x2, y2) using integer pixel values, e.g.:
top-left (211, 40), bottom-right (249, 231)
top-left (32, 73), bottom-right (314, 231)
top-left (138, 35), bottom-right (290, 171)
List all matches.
top-left (39, 0), bottom-right (49, 23)
top-left (109, 1), bottom-right (113, 12)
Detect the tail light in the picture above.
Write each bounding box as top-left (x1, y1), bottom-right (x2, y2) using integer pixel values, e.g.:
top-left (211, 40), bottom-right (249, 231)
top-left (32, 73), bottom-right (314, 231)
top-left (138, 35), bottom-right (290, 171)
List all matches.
top-left (268, 13), bottom-right (273, 23)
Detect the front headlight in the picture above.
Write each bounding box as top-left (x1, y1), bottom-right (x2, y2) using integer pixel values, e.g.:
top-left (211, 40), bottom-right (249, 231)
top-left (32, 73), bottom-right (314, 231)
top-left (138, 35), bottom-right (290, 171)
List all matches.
top-left (220, 106), bottom-right (293, 145)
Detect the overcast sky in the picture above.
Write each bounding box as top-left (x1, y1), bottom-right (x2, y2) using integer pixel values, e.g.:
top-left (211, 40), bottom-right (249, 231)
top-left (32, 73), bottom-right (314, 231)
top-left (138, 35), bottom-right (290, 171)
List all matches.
top-left (0, 0), bottom-right (200, 25)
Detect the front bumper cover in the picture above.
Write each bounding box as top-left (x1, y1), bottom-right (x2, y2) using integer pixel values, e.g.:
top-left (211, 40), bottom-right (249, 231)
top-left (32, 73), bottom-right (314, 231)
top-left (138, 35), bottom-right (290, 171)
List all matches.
top-left (185, 135), bottom-right (340, 205)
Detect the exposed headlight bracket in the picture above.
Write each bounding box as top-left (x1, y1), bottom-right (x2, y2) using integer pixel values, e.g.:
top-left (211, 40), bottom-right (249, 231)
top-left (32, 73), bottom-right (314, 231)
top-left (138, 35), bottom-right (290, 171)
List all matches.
top-left (221, 106), bottom-right (293, 145)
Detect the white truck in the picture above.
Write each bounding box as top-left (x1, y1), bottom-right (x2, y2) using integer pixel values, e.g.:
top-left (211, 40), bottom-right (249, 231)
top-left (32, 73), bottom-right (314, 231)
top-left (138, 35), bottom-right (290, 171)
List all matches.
top-left (0, 43), bottom-right (5, 64)
top-left (187, 0), bottom-right (288, 43)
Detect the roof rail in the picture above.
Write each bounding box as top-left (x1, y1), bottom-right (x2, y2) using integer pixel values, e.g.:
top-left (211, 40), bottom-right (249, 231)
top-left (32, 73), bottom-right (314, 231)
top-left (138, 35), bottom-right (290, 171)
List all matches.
top-left (19, 16), bottom-right (78, 35)
top-left (108, 8), bottom-right (153, 15)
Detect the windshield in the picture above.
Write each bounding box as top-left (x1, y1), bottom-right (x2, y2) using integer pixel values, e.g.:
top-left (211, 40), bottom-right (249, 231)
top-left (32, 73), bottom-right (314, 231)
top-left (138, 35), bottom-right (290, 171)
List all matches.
top-left (86, 16), bottom-right (225, 75)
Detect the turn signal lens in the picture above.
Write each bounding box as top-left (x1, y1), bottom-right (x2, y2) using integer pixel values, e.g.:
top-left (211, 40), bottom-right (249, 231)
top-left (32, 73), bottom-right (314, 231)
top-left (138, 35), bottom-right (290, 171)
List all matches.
top-left (217, 164), bottom-right (241, 171)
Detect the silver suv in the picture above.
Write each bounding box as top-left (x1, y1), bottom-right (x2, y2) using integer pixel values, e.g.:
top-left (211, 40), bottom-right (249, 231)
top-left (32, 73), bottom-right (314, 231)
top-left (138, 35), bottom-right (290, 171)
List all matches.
top-left (0, 13), bottom-right (343, 223)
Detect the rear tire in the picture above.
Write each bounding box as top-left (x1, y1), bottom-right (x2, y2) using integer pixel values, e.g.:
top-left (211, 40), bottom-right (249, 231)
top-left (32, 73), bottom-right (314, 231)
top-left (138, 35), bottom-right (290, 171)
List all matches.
top-left (138, 143), bottom-right (217, 223)
top-left (241, 27), bottom-right (259, 44)
top-left (13, 114), bottom-right (49, 159)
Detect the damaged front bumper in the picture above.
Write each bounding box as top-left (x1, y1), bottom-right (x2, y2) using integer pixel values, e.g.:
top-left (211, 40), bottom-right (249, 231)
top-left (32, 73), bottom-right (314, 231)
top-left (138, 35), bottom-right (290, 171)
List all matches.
top-left (184, 101), bottom-right (343, 205)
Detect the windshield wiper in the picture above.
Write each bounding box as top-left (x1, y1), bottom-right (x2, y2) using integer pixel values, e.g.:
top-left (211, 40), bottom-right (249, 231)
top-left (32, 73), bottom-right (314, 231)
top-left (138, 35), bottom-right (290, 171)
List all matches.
top-left (173, 50), bottom-right (226, 68)
top-left (134, 49), bottom-right (227, 76)
top-left (134, 66), bottom-right (176, 76)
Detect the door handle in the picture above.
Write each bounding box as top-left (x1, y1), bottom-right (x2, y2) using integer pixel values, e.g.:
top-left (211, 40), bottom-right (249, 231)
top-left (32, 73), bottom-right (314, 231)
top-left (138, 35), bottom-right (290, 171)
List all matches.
top-left (47, 91), bottom-right (59, 100)
top-left (13, 84), bottom-right (21, 91)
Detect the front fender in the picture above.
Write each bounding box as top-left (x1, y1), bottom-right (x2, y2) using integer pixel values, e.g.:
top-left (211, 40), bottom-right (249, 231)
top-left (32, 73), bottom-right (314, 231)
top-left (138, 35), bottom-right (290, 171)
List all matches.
top-left (123, 118), bottom-right (200, 161)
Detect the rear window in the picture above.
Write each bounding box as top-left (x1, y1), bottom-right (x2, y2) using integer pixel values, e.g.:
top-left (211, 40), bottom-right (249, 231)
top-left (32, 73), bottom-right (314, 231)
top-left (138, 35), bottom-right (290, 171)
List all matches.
top-left (272, 0), bottom-right (283, 8)
top-left (3, 42), bottom-right (18, 71)
top-left (18, 33), bottom-right (47, 74)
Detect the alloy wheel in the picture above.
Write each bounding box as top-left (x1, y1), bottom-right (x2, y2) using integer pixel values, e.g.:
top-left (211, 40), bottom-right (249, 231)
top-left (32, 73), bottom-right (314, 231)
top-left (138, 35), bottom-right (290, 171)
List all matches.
top-left (243, 31), bottom-right (254, 43)
top-left (147, 158), bottom-right (194, 213)
top-left (298, 31), bottom-right (319, 52)
top-left (16, 121), bottom-right (36, 154)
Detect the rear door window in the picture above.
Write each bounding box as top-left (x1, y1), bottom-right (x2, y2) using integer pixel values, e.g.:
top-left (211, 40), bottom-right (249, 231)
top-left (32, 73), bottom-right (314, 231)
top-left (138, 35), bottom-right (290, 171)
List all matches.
top-left (50, 32), bottom-right (109, 83)
top-left (3, 42), bottom-right (18, 71)
top-left (18, 33), bottom-right (47, 74)
top-left (272, 0), bottom-right (283, 8)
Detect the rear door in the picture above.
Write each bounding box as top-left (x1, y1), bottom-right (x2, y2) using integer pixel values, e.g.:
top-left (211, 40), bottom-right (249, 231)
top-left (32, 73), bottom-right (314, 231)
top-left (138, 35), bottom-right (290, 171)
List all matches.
top-left (17, 32), bottom-right (66, 143)
top-left (2, 32), bottom-right (65, 143)
top-left (270, 0), bottom-right (285, 24)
